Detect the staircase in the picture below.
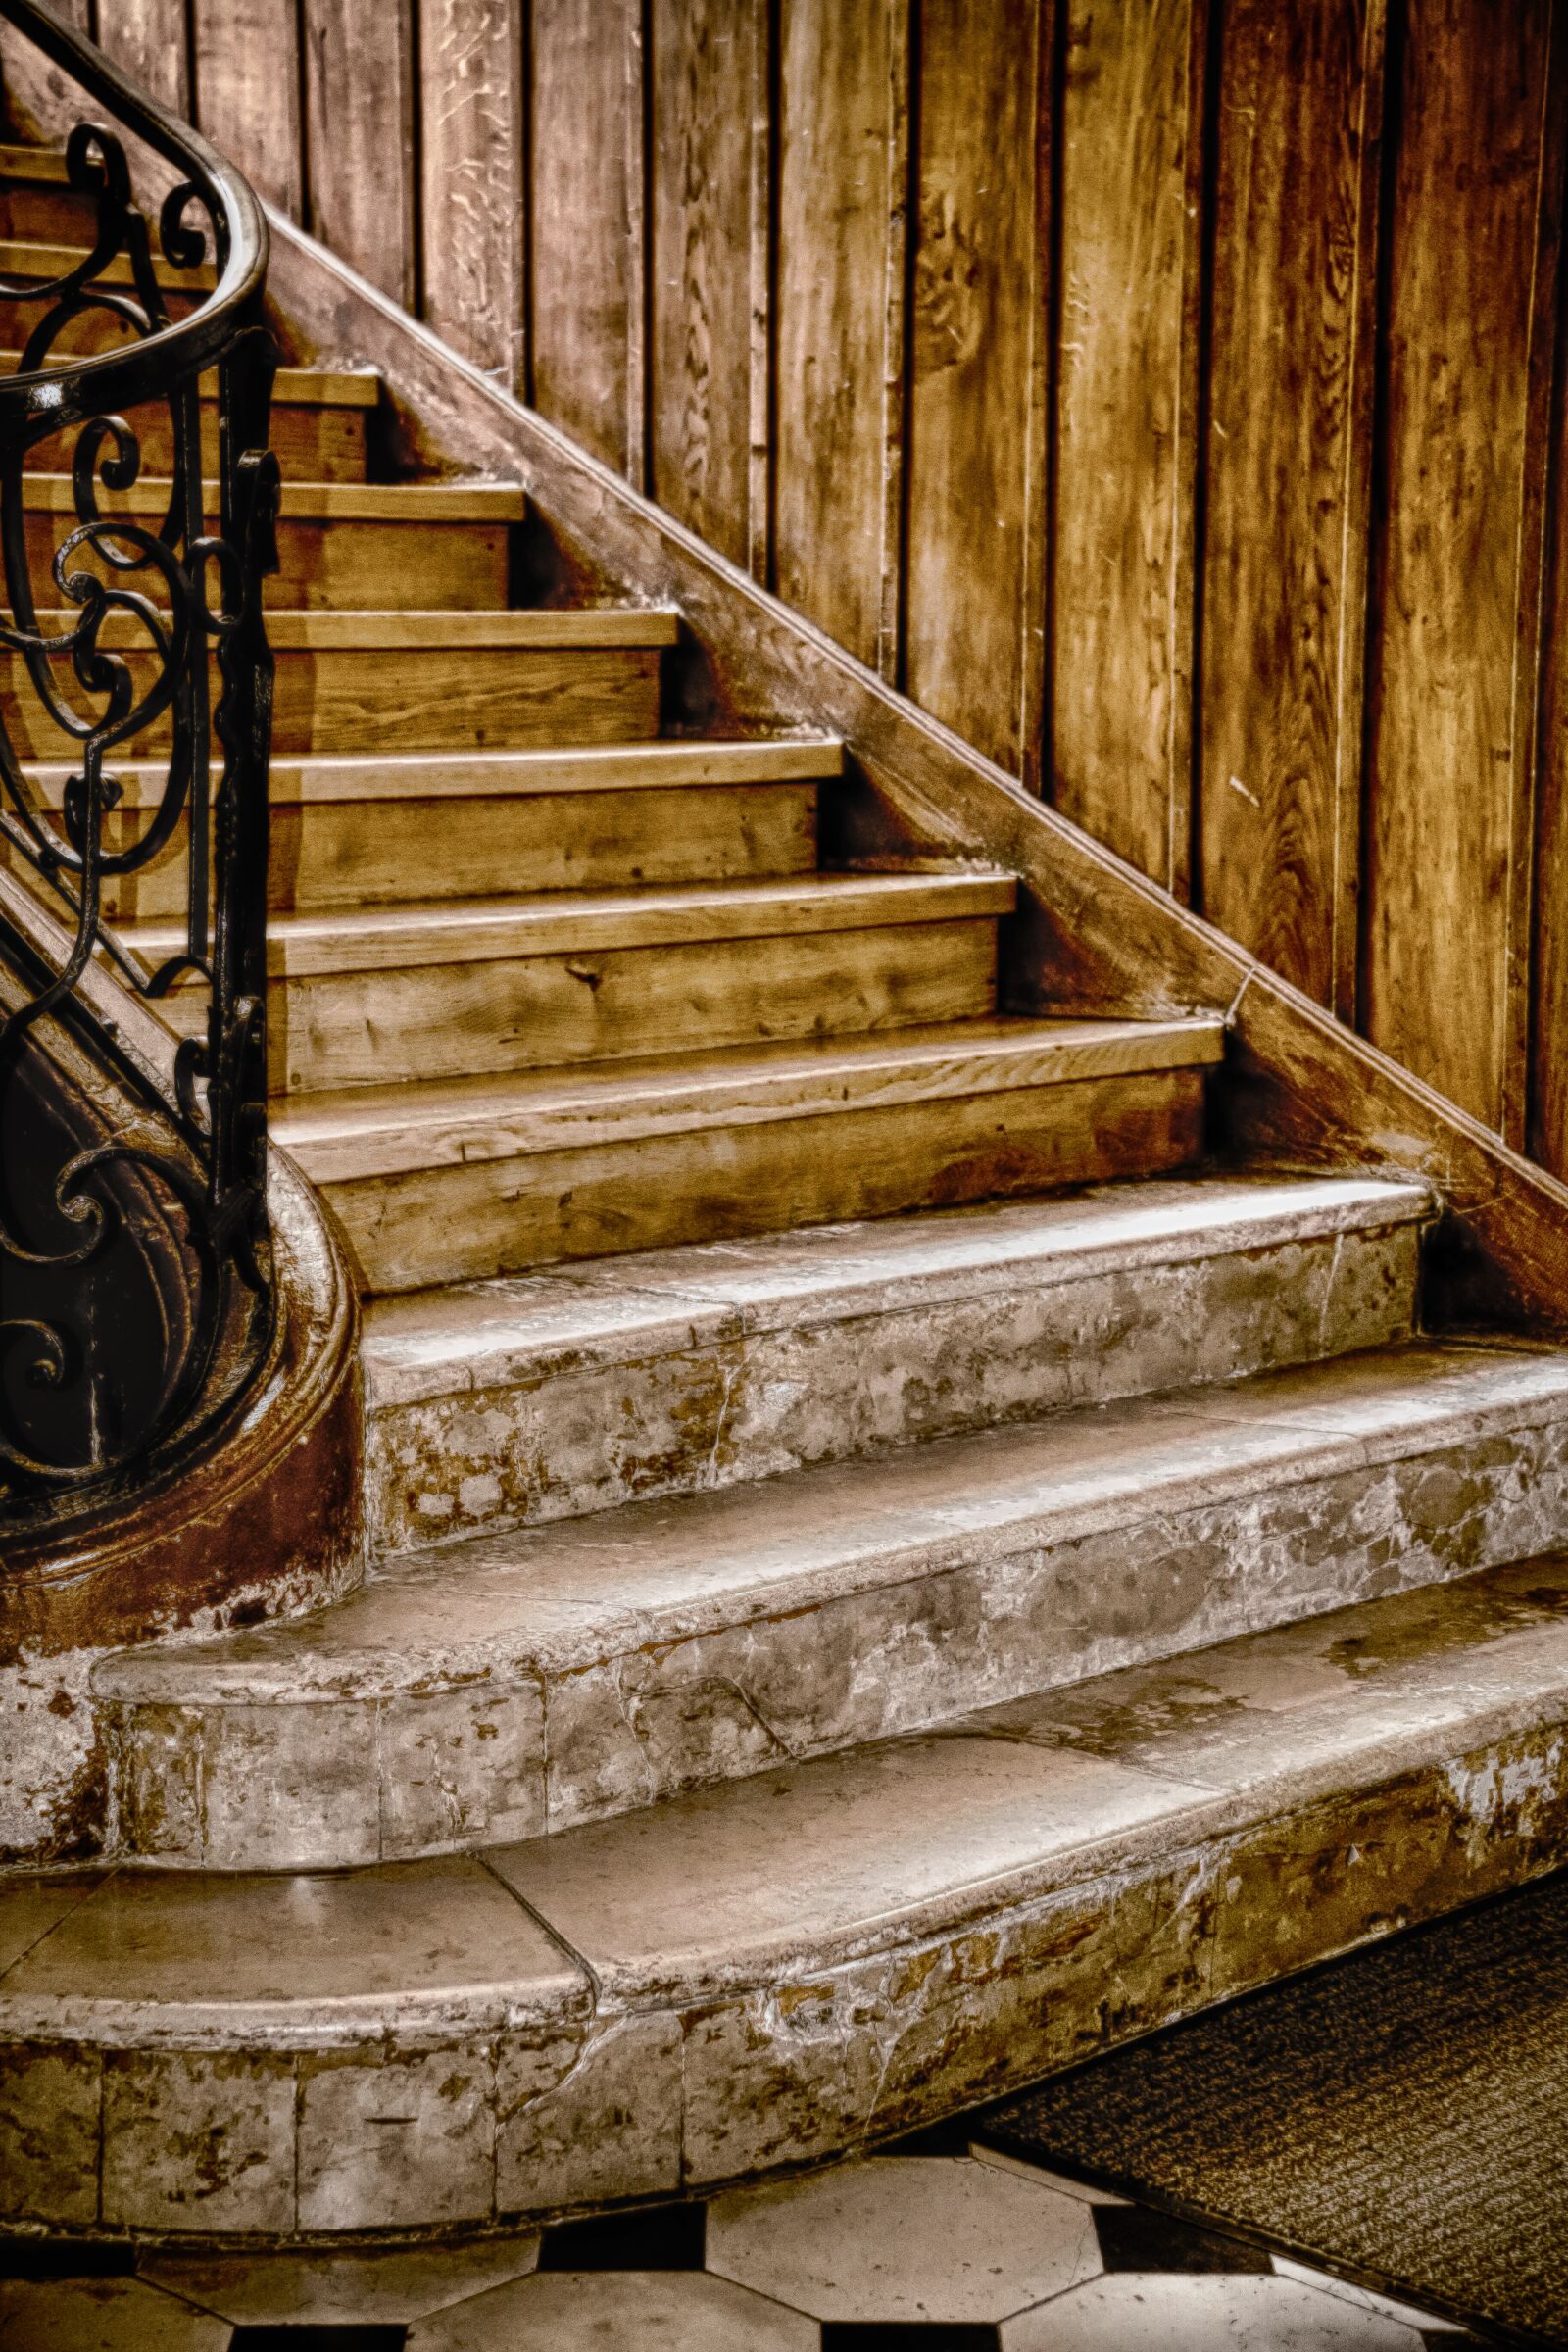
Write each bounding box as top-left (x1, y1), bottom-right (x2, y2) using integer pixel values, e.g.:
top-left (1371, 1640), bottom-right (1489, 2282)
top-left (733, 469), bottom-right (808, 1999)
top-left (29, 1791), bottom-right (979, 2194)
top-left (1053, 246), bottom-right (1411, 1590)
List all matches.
top-left (5, 134), bottom-right (1568, 2243)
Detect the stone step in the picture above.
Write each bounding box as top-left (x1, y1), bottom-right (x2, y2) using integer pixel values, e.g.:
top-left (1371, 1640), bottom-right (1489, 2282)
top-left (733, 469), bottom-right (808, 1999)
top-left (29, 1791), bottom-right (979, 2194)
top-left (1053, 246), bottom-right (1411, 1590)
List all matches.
top-left (17, 740), bottom-right (842, 916)
top-left (271, 1014), bottom-right (1223, 1291)
top-left (360, 1171), bottom-right (1431, 1553)
top-left (8, 355), bottom-right (379, 479)
top-left (23, 473), bottom-right (524, 609)
top-left (14, 1553), bottom-right (1568, 2236)
top-left (93, 1338), bottom-right (1568, 1869)
top-left (138, 871), bottom-right (1016, 1095)
top-left (0, 608), bottom-right (680, 758)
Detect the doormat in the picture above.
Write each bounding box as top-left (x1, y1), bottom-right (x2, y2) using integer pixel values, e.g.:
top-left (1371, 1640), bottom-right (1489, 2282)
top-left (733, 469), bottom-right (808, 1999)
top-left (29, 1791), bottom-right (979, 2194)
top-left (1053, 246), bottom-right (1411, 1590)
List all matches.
top-left (976, 1870), bottom-right (1568, 2346)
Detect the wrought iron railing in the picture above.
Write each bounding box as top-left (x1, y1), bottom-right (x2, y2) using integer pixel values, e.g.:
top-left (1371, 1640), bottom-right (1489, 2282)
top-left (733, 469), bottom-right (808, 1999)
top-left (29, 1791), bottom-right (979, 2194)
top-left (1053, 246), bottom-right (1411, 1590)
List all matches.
top-left (0, 0), bottom-right (277, 1511)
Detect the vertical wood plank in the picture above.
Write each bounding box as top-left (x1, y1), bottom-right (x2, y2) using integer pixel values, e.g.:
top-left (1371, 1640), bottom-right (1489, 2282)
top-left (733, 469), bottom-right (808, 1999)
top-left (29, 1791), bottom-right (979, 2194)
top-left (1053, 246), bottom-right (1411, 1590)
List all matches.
top-left (773, 0), bottom-right (907, 675)
top-left (419, 0), bottom-right (524, 390)
top-left (904, 0), bottom-right (1050, 778)
top-left (1198, 0), bottom-right (1383, 1009)
top-left (1526, 15), bottom-right (1568, 1172)
top-left (191, 0), bottom-right (302, 220)
top-left (302, 0), bottom-right (416, 308)
top-left (530, 0), bottom-right (645, 477)
top-left (1050, 0), bottom-right (1206, 889)
top-left (97, 0), bottom-right (190, 114)
top-left (649, 0), bottom-right (768, 574)
top-left (1363, 0), bottom-right (1556, 1128)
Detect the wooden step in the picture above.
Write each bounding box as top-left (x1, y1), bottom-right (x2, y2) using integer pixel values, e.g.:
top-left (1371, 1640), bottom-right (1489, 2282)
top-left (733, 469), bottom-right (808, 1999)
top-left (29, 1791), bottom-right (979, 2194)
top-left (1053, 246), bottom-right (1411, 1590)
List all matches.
top-left (0, 142), bottom-right (98, 243)
top-left (9, 358), bottom-right (379, 480)
top-left (9, 1554), bottom-right (1565, 2232)
top-left (139, 872), bottom-right (1016, 1094)
top-left (93, 1338), bottom-right (1568, 1867)
top-left (359, 1172), bottom-right (1430, 1552)
top-left (272, 1014), bottom-right (1225, 1291)
top-left (16, 739), bottom-right (839, 914)
top-left (18, 739), bottom-right (841, 917)
top-left (0, 234), bottom-right (214, 351)
top-left (23, 474), bottom-right (521, 609)
top-left (0, 608), bottom-right (679, 757)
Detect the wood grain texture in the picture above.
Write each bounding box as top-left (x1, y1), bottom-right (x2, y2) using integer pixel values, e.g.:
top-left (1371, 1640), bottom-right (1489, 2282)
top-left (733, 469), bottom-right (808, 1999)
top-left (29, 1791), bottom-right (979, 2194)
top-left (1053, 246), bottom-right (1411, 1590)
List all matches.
top-left (96, 0), bottom-right (189, 113)
top-left (1527, 17), bottom-right (1568, 1179)
top-left (649, 0), bottom-right (768, 572)
top-left (191, 0), bottom-right (302, 220)
top-left (530, 0), bottom-right (645, 476)
top-left (262, 206), bottom-right (1568, 1335)
top-left (419, 0), bottom-right (524, 390)
top-left (904, 0), bottom-right (1049, 775)
top-left (302, 0), bottom-right (416, 307)
top-left (1051, 0), bottom-right (1205, 890)
top-left (317, 1068), bottom-right (1207, 1292)
top-left (1362, 0), bottom-right (1556, 1129)
top-left (773, 0), bottom-right (907, 675)
top-left (1199, 0), bottom-right (1381, 1008)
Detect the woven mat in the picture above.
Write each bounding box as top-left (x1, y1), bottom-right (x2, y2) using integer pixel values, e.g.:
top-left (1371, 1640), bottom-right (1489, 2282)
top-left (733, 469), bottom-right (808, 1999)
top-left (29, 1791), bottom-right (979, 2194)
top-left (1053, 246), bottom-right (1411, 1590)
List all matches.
top-left (978, 1872), bottom-right (1568, 2345)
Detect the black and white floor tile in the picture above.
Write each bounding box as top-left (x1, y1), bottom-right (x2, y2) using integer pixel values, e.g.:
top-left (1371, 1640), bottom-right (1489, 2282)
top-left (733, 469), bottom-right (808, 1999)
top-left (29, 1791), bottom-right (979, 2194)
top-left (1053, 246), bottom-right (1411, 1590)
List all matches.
top-left (0, 2133), bottom-right (1490, 2350)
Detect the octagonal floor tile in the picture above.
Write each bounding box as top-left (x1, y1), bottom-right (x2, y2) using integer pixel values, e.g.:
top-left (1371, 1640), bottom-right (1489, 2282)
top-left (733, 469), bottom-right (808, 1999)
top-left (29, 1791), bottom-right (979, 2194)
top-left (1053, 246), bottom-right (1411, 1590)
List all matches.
top-left (1000, 2271), bottom-right (1428, 2349)
top-left (141, 2235), bottom-right (542, 2324)
top-left (0, 2274), bottom-right (229, 2349)
top-left (707, 2154), bottom-right (1102, 2324)
top-left (406, 2266), bottom-right (817, 2348)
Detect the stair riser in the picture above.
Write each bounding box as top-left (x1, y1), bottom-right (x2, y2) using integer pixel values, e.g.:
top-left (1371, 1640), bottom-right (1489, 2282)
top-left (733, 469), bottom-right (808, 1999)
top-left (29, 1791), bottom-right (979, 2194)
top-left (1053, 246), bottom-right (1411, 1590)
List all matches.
top-left (0, 646), bottom-right (664, 758)
top-left (21, 1705), bottom-right (1566, 2236)
top-left (320, 1067), bottom-right (1208, 1294)
top-left (24, 400), bottom-right (368, 481)
top-left (231, 919), bottom-right (995, 1094)
top-left (368, 1219), bottom-right (1421, 1554)
top-left (0, 180), bottom-right (99, 244)
top-left (22, 510), bottom-right (508, 611)
top-left (0, 288), bottom-right (203, 354)
top-left (3, 784), bottom-right (821, 921)
top-left (100, 1395), bottom-right (1568, 1867)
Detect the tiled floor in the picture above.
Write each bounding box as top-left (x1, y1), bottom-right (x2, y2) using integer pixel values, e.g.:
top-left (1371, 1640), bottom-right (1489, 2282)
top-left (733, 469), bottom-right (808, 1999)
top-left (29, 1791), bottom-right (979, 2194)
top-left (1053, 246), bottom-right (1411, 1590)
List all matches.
top-left (1, 2129), bottom-right (1486, 2350)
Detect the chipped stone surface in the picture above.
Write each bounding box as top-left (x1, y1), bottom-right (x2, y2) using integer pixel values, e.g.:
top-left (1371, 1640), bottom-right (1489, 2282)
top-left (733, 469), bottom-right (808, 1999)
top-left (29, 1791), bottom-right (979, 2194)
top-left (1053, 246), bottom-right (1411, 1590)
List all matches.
top-left (497, 2010), bottom-right (683, 2212)
top-left (363, 1178), bottom-right (1427, 1552)
top-left (103, 2046), bottom-right (296, 2232)
top-left (7, 1557), bottom-right (1568, 2237)
top-left (95, 1343), bottom-right (1568, 1865)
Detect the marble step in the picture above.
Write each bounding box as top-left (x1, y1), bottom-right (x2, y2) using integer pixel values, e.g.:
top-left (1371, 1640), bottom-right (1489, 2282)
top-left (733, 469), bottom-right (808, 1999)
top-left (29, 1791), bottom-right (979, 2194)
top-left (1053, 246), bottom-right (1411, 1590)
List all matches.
top-left (93, 1337), bottom-right (1568, 1868)
top-left (15, 1554), bottom-right (1568, 2238)
top-left (360, 1171), bottom-right (1431, 1554)
top-left (273, 1014), bottom-right (1224, 1291)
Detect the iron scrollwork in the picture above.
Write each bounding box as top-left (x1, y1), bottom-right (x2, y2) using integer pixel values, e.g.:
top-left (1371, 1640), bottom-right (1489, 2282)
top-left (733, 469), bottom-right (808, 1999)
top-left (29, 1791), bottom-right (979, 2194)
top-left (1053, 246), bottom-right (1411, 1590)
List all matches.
top-left (0, 0), bottom-right (277, 1511)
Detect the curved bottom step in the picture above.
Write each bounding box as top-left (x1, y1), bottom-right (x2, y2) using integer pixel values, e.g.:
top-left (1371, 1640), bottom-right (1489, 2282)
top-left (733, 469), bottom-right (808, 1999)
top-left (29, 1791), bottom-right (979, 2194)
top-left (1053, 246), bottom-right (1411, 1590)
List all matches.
top-left (4, 1550), bottom-right (1568, 2240)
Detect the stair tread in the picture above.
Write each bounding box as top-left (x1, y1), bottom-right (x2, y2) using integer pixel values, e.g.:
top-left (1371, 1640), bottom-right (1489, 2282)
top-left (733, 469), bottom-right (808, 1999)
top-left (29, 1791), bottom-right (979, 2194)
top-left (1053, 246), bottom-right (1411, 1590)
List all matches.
top-left (23, 472), bottom-right (522, 519)
top-left (271, 1013), bottom-right (1226, 1181)
top-left (95, 1338), bottom-right (1567, 1702)
top-left (0, 351), bottom-right (380, 403)
top-left (0, 233), bottom-right (217, 289)
top-left (361, 1172), bottom-right (1432, 1408)
top-left (24, 1551), bottom-right (1568, 2033)
top-left (126, 870), bottom-right (1017, 976)
top-left (23, 606), bottom-right (680, 649)
top-left (21, 738), bottom-right (844, 807)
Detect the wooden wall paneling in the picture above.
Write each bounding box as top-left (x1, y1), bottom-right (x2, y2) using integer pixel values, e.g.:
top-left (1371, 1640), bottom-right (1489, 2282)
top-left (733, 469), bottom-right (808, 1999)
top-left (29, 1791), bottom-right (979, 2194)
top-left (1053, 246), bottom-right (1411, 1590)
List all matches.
top-left (1502, 4), bottom-right (1566, 1151)
top-left (302, 0), bottom-right (416, 308)
top-left (1363, 0), bottom-right (1557, 1129)
top-left (904, 0), bottom-right (1050, 778)
top-left (1197, 0), bottom-right (1384, 1010)
top-left (419, 0), bottom-right (524, 391)
top-left (96, 0), bottom-right (190, 114)
top-left (530, 0), bottom-right (646, 478)
top-left (1527, 15), bottom-right (1568, 1175)
top-left (649, 0), bottom-right (769, 575)
top-left (1050, 0), bottom-right (1206, 889)
top-left (773, 0), bottom-right (908, 675)
top-left (190, 0), bottom-right (302, 220)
